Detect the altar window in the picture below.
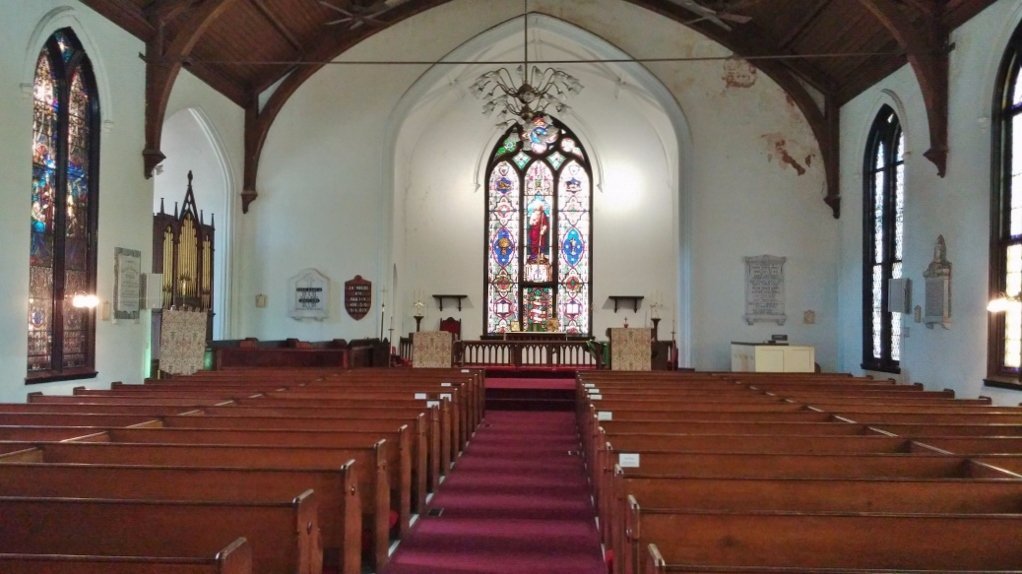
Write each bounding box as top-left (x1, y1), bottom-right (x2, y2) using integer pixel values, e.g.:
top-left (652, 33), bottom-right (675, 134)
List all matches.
top-left (27, 29), bottom-right (100, 383)
top-left (861, 105), bottom-right (903, 374)
top-left (485, 117), bottom-right (592, 334)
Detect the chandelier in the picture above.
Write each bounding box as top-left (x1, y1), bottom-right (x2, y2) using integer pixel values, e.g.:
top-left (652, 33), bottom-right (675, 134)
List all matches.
top-left (470, 0), bottom-right (582, 140)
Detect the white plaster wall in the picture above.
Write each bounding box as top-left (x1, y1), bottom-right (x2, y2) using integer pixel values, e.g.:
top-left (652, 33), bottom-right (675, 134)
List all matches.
top-left (156, 71), bottom-right (246, 340)
top-left (0, 1), bottom-right (149, 401)
top-left (838, 0), bottom-right (1022, 404)
top-left (242, 0), bottom-right (839, 369)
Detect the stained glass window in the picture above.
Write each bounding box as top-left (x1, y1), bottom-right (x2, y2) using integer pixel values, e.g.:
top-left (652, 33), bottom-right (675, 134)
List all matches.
top-left (992, 30), bottom-right (1022, 382)
top-left (28, 28), bottom-right (99, 382)
top-left (862, 106), bottom-right (903, 372)
top-left (485, 118), bottom-right (592, 334)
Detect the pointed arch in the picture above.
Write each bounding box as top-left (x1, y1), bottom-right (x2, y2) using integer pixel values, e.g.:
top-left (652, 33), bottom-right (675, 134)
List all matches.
top-left (28, 27), bottom-right (101, 382)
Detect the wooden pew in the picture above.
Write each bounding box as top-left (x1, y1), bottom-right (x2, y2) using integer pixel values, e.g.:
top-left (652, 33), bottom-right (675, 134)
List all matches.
top-left (163, 413), bottom-right (432, 512)
top-left (629, 501), bottom-right (1022, 574)
top-left (0, 462), bottom-right (359, 573)
top-left (0, 492), bottom-right (320, 574)
top-left (869, 423), bottom-right (1022, 437)
top-left (76, 425), bottom-right (413, 536)
top-left (26, 394), bottom-right (236, 407)
top-left (615, 470), bottom-right (1022, 574)
top-left (0, 412), bottom-right (161, 427)
top-left (200, 402), bottom-right (451, 481)
top-left (0, 403), bottom-right (204, 416)
top-left (252, 389), bottom-right (464, 459)
top-left (0, 440), bottom-right (392, 572)
top-left (0, 537), bottom-right (251, 574)
top-left (915, 436), bottom-right (1022, 452)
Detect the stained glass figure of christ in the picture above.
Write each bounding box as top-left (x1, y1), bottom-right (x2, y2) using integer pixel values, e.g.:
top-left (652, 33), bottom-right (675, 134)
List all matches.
top-left (485, 117), bottom-right (592, 334)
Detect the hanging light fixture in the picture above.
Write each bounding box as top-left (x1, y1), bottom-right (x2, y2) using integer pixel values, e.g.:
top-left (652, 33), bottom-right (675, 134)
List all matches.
top-left (470, 0), bottom-right (582, 148)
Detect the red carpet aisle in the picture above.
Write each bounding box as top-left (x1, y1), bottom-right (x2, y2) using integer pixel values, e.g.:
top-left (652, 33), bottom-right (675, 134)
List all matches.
top-left (381, 410), bottom-right (605, 574)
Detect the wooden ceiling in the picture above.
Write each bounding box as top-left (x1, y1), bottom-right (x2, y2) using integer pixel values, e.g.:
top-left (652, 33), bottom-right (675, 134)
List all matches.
top-left (81, 0), bottom-right (999, 217)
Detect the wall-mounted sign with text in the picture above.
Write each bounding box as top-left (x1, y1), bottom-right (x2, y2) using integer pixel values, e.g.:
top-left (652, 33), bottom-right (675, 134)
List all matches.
top-left (344, 275), bottom-right (372, 320)
top-left (288, 268), bottom-right (330, 321)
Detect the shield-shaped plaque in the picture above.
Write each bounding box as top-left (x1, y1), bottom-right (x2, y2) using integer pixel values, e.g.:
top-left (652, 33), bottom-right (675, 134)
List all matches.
top-left (344, 275), bottom-right (372, 320)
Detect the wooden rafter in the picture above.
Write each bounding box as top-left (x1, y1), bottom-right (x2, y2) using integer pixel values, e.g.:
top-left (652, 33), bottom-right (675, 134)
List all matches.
top-left (778, 0), bottom-right (832, 50)
top-left (240, 0), bottom-right (448, 211)
top-left (857, 0), bottom-right (949, 176)
top-left (142, 0), bottom-right (242, 178)
top-left (252, 0), bottom-right (304, 51)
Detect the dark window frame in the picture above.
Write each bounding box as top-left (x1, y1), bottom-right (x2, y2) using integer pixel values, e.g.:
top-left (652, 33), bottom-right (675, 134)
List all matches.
top-left (482, 120), bottom-right (594, 336)
top-left (861, 105), bottom-right (903, 374)
top-left (26, 29), bottom-right (100, 384)
top-left (987, 24), bottom-right (1022, 391)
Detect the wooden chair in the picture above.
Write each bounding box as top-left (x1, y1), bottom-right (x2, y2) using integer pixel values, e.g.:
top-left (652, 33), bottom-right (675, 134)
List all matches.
top-left (438, 317), bottom-right (461, 341)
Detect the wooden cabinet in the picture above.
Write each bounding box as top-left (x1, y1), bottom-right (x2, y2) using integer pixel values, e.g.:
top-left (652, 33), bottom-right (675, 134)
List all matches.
top-left (730, 342), bottom-right (815, 372)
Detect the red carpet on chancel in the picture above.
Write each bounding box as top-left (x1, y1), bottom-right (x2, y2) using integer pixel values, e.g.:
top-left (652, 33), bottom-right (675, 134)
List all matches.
top-left (485, 377), bottom-right (577, 391)
top-left (381, 410), bottom-right (605, 574)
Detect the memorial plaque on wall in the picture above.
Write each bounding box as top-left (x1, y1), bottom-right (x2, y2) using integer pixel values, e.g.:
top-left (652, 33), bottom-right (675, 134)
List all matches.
top-left (288, 268), bottom-right (329, 321)
top-left (743, 255), bottom-right (786, 325)
top-left (344, 275), bottom-right (372, 320)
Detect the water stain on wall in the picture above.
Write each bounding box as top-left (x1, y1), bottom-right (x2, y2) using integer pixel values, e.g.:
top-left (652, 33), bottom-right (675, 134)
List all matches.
top-left (722, 59), bottom-right (757, 89)
top-left (761, 132), bottom-right (815, 176)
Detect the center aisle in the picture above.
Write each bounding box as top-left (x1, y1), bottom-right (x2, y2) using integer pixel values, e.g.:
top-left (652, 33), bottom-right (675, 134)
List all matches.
top-left (381, 410), bottom-right (606, 574)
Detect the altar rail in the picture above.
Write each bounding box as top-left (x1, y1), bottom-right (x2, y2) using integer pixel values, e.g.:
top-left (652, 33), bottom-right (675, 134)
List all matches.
top-left (456, 340), bottom-right (601, 368)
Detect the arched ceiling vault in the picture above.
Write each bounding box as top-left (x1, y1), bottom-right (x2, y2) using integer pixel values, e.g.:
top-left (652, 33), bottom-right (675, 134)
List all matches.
top-left (82, 0), bottom-right (994, 218)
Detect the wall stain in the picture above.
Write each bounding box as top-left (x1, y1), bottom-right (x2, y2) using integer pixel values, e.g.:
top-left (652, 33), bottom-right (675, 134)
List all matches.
top-left (722, 59), bottom-right (757, 89)
top-left (761, 133), bottom-right (815, 176)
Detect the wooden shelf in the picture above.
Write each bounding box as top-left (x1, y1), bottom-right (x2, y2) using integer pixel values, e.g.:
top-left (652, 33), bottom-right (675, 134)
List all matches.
top-left (433, 294), bottom-right (468, 312)
top-left (608, 295), bottom-right (644, 312)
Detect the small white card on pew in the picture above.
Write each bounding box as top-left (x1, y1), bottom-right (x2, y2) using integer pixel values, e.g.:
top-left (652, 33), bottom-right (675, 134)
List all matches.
top-left (441, 382), bottom-right (452, 387)
top-left (586, 387), bottom-right (599, 394)
top-left (618, 453), bottom-right (640, 468)
top-left (427, 400), bottom-right (440, 408)
top-left (440, 393), bottom-right (452, 400)
top-left (414, 392), bottom-right (427, 399)
top-left (461, 369), bottom-right (470, 373)
top-left (597, 411), bottom-right (613, 421)
top-left (583, 383), bottom-right (595, 388)
top-left (589, 394), bottom-right (602, 400)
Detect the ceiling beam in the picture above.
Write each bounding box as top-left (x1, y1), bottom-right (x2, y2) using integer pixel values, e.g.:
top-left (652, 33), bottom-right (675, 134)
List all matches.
top-left (857, 0), bottom-right (948, 176)
top-left (142, 0), bottom-right (243, 178)
top-left (251, 0), bottom-right (304, 52)
top-left (143, 0), bottom-right (198, 25)
top-left (79, 0), bottom-right (155, 41)
top-left (241, 0), bottom-right (450, 210)
top-left (629, 0), bottom-right (842, 215)
top-left (778, 0), bottom-right (832, 50)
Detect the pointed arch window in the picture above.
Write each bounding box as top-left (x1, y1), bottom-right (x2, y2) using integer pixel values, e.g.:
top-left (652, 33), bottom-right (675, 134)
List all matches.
top-left (862, 106), bottom-right (904, 373)
top-left (28, 29), bottom-right (100, 382)
top-left (485, 117), bottom-right (592, 334)
top-left (989, 25), bottom-right (1022, 388)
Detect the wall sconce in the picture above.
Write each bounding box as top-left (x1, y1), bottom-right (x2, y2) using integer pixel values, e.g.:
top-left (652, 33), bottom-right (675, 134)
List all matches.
top-left (255, 293), bottom-right (268, 308)
top-left (987, 292), bottom-right (1022, 313)
top-left (101, 300), bottom-right (112, 322)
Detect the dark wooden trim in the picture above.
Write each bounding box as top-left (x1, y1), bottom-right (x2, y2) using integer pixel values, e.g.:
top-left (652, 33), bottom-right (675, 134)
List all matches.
top-left (859, 363), bottom-right (901, 375)
top-left (777, 0), bottom-right (832, 50)
top-left (142, 0), bottom-right (242, 178)
top-left (241, 0), bottom-right (448, 198)
top-left (79, 0), bottom-right (155, 41)
top-left (857, 0), bottom-right (949, 176)
top-left (983, 378), bottom-right (1022, 392)
top-left (861, 105), bottom-right (903, 372)
top-left (252, 0), bottom-right (303, 51)
top-left (26, 370), bottom-right (99, 385)
top-left (987, 24), bottom-right (1022, 381)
